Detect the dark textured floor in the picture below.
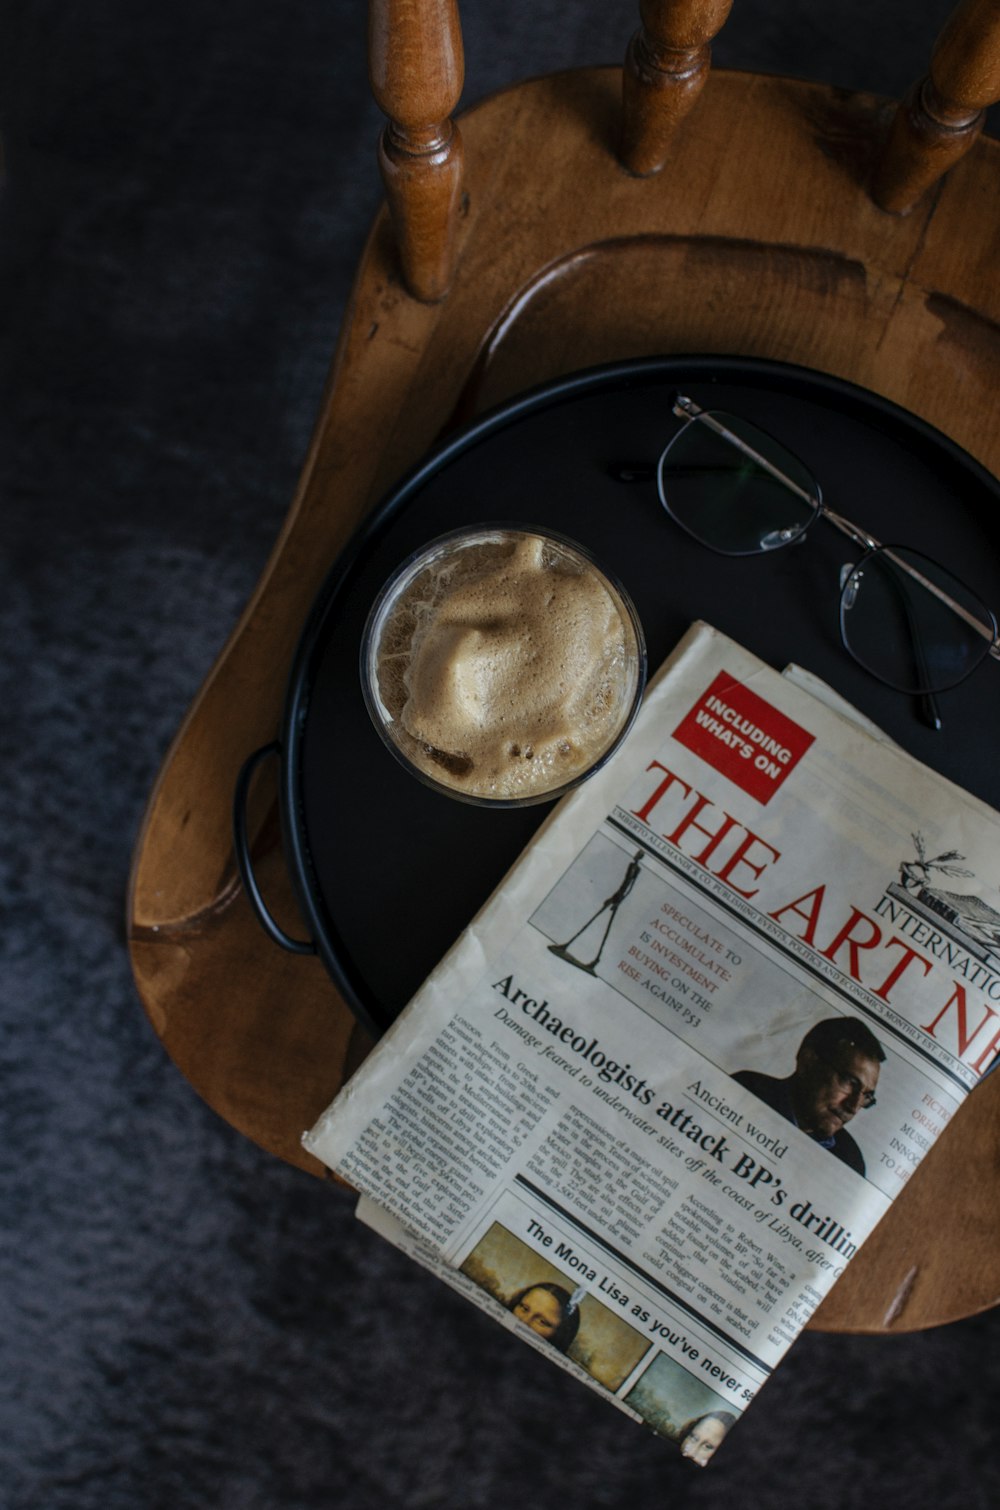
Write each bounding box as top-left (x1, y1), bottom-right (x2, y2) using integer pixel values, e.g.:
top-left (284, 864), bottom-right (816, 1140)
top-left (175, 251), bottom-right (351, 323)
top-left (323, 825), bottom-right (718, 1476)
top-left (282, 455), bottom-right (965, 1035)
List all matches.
top-left (3, 3), bottom-right (999, 1507)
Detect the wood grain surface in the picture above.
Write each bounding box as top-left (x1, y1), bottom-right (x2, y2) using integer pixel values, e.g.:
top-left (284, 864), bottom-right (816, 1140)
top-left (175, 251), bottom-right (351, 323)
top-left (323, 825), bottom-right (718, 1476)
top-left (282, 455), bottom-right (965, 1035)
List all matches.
top-left (874, 0), bottom-right (1000, 210)
top-left (370, 0), bottom-right (465, 300)
top-left (621, 0), bottom-right (734, 175)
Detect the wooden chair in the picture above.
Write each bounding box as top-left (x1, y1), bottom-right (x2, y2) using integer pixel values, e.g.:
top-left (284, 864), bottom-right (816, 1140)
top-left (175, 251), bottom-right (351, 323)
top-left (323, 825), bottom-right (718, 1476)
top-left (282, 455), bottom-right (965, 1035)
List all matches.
top-left (128, 0), bottom-right (1000, 1335)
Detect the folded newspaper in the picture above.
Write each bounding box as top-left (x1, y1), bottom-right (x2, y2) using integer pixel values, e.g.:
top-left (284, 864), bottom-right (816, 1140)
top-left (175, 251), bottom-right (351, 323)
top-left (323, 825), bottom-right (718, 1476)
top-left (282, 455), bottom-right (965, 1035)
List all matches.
top-left (305, 622), bottom-right (1000, 1466)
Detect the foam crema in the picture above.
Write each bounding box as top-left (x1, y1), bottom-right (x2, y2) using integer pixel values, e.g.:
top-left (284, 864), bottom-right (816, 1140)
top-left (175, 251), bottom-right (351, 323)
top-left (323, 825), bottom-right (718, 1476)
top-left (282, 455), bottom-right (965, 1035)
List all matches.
top-left (363, 529), bottom-right (645, 803)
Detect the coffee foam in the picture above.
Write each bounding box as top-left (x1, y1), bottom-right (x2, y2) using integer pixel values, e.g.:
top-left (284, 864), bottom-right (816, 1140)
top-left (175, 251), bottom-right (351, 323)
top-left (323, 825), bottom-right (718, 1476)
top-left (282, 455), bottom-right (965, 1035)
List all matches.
top-left (374, 534), bottom-right (638, 799)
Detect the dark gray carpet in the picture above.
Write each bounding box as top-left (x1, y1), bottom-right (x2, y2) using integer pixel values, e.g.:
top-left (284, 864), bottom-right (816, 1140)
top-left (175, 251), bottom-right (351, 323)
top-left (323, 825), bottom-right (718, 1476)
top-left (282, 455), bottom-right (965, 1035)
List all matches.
top-left (3, 3), bottom-right (998, 1506)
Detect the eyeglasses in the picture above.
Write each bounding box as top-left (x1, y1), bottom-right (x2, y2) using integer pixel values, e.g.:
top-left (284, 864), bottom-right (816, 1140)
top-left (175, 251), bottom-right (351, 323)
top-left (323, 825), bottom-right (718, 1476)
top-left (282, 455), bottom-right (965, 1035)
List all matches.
top-left (816, 1056), bottom-right (877, 1110)
top-left (653, 395), bottom-right (1000, 731)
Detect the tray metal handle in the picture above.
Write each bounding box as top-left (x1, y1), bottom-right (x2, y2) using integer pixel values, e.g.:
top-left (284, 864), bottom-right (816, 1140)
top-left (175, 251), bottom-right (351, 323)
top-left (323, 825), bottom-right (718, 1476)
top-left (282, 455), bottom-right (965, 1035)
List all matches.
top-left (233, 743), bottom-right (315, 956)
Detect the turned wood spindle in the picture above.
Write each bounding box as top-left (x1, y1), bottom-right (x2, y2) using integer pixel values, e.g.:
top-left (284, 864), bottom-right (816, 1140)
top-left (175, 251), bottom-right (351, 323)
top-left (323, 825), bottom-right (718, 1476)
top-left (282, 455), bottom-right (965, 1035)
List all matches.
top-left (872, 0), bottom-right (1000, 213)
top-left (369, 0), bottom-right (465, 302)
top-left (620, 0), bottom-right (734, 176)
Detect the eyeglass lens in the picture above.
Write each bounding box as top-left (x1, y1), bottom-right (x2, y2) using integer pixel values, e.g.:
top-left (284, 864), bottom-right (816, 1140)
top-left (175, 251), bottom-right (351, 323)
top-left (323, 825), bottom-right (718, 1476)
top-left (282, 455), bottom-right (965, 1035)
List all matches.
top-left (657, 411), bottom-right (820, 556)
top-left (840, 545), bottom-right (996, 696)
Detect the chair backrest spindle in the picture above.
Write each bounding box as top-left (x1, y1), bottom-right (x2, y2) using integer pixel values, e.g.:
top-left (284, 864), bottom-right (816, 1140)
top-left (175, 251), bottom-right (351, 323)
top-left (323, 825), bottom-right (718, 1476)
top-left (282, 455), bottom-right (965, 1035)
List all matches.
top-left (368, 0), bottom-right (465, 301)
top-left (873, 0), bottom-right (1000, 212)
top-left (620, 0), bottom-right (734, 176)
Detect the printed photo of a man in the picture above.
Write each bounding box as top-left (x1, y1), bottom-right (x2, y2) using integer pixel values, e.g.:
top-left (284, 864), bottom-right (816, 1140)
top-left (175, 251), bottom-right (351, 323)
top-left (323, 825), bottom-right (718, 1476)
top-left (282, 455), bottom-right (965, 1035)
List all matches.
top-left (732, 1016), bottom-right (884, 1175)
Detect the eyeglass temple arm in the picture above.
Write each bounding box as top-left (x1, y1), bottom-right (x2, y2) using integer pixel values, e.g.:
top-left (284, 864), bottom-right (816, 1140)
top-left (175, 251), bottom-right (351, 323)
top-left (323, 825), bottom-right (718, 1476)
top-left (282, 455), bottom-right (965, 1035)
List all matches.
top-left (672, 395), bottom-right (1000, 655)
top-left (877, 564), bottom-right (945, 731)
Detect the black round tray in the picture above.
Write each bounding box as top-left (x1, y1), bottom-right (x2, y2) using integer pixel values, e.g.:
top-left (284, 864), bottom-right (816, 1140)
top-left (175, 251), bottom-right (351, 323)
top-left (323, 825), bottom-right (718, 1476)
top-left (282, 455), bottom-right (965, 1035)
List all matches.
top-left (247, 356), bottom-right (1000, 1040)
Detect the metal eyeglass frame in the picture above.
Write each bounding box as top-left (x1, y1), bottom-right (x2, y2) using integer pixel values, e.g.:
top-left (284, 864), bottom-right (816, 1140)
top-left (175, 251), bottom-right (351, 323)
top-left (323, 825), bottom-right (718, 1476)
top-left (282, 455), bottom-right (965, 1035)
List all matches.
top-left (659, 395), bottom-right (1000, 730)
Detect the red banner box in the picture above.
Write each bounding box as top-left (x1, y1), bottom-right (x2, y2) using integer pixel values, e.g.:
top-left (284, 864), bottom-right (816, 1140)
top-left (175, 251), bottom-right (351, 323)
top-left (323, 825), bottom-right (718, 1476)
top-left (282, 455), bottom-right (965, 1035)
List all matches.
top-left (672, 670), bottom-right (815, 804)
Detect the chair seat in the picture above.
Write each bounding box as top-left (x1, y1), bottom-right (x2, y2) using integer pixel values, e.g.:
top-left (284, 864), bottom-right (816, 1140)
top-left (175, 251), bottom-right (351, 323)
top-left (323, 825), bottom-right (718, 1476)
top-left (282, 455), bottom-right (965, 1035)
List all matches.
top-left (128, 65), bottom-right (1000, 1335)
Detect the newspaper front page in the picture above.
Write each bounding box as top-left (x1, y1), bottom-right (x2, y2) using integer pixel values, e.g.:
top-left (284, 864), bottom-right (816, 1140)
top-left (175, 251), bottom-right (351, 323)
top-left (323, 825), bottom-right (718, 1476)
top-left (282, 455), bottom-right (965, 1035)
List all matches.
top-left (305, 623), bottom-right (1000, 1463)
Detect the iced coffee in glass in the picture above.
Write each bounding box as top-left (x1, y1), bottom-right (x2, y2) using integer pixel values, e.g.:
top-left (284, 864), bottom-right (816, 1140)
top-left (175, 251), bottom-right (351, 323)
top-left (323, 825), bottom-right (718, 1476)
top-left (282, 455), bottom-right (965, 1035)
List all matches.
top-left (361, 527), bottom-right (646, 805)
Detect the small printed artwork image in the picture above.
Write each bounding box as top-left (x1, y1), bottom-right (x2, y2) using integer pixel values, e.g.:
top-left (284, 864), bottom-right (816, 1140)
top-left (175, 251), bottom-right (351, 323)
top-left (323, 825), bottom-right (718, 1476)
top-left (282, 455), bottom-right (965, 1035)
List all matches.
top-left (624, 1353), bottom-right (740, 1465)
top-left (531, 834), bottom-right (647, 977)
top-left (894, 830), bottom-right (1000, 962)
top-left (459, 1222), bottom-right (650, 1390)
